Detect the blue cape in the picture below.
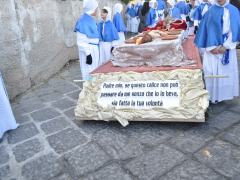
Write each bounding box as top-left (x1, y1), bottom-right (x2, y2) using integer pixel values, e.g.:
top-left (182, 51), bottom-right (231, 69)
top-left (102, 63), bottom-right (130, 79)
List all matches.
top-left (146, 8), bottom-right (158, 26)
top-left (98, 20), bottom-right (120, 42)
top-left (113, 12), bottom-right (126, 32)
top-left (157, 0), bottom-right (166, 10)
top-left (172, 6), bottom-right (182, 19)
top-left (175, 1), bottom-right (190, 15)
top-left (193, 3), bottom-right (212, 21)
top-left (135, 5), bottom-right (142, 16)
top-left (126, 7), bottom-right (137, 17)
top-left (195, 4), bottom-right (240, 48)
top-left (74, 13), bottom-right (99, 38)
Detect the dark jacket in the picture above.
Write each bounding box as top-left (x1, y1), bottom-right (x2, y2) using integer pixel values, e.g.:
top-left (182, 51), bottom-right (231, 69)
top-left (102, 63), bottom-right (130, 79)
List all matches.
top-left (230, 0), bottom-right (240, 9)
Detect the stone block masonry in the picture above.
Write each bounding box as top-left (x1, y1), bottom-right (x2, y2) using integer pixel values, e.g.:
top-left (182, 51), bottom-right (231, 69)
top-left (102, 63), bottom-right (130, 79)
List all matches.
top-left (0, 0), bottom-right (121, 99)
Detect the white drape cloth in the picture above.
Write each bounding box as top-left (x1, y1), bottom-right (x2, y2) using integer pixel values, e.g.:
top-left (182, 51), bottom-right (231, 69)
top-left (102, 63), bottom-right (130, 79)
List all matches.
top-left (0, 72), bottom-right (18, 139)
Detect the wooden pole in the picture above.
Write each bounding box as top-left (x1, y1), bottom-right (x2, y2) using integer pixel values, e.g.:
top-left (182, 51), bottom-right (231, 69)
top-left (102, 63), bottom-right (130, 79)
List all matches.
top-left (204, 75), bottom-right (229, 78)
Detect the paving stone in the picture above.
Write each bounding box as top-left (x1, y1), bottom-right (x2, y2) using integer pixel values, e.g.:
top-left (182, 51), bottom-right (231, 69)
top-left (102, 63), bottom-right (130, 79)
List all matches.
top-left (125, 144), bottom-right (185, 180)
top-left (93, 128), bottom-right (143, 160)
top-left (74, 121), bottom-right (108, 136)
top-left (40, 117), bottom-right (70, 135)
top-left (31, 108), bottom-right (61, 122)
top-left (206, 111), bottom-right (240, 130)
top-left (128, 127), bottom-right (170, 147)
top-left (34, 85), bottom-right (56, 97)
top-left (64, 108), bottom-right (75, 119)
top-left (17, 91), bottom-right (37, 101)
top-left (0, 146), bottom-right (9, 165)
top-left (7, 123), bottom-right (39, 144)
top-left (66, 90), bottom-right (80, 101)
top-left (169, 124), bottom-right (219, 153)
top-left (195, 140), bottom-right (240, 178)
top-left (0, 135), bottom-right (6, 144)
top-left (229, 104), bottom-right (240, 114)
top-left (39, 92), bottom-right (63, 102)
top-left (160, 160), bottom-right (225, 180)
top-left (64, 143), bottom-right (110, 177)
top-left (74, 81), bottom-right (83, 89)
top-left (50, 80), bottom-right (79, 94)
top-left (232, 174), bottom-right (240, 180)
top-left (14, 114), bottom-right (31, 124)
top-left (52, 98), bottom-right (76, 110)
top-left (221, 123), bottom-right (240, 146)
top-left (119, 121), bottom-right (158, 136)
top-left (208, 102), bottom-right (229, 115)
top-left (13, 97), bottom-right (44, 115)
top-left (85, 164), bottom-right (132, 180)
top-left (224, 97), bottom-right (240, 107)
top-left (0, 165), bottom-right (10, 180)
top-left (47, 128), bottom-right (87, 154)
top-left (149, 122), bottom-right (190, 138)
top-left (50, 173), bottom-right (72, 180)
top-left (12, 138), bottom-right (42, 162)
top-left (59, 61), bottom-right (81, 81)
top-left (22, 153), bottom-right (63, 180)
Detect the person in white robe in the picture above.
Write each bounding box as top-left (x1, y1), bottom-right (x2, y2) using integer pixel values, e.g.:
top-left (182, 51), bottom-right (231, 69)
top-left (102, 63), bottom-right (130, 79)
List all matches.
top-left (0, 72), bottom-right (18, 139)
top-left (74, 0), bottom-right (100, 81)
top-left (195, 0), bottom-right (240, 103)
top-left (186, 0), bottom-right (198, 36)
top-left (172, 0), bottom-right (190, 21)
top-left (146, 0), bottom-right (159, 27)
top-left (193, 0), bottom-right (212, 34)
top-left (113, 3), bottom-right (126, 44)
top-left (157, 0), bottom-right (167, 20)
top-left (126, 3), bottom-right (139, 33)
top-left (98, 7), bottom-right (119, 65)
top-left (126, 3), bottom-right (132, 32)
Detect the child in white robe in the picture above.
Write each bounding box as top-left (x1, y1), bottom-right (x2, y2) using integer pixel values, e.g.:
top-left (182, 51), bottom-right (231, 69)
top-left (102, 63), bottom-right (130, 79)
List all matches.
top-left (146, 0), bottom-right (159, 27)
top-left (126, 3), bottom-right (139, 33)
top-left (113, 3), bottom-right (126, 44)
top-left (98, 7), bottom-right (119, 65)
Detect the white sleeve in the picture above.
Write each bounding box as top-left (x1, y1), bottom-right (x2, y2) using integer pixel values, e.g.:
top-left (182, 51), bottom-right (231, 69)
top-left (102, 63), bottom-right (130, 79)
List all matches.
top-left (206, 46), bottom-right (217, 52)
top-left (181, 14), bottom-right (186, 21)
top-left (222, 8), bottom-right (237, 49)
top-left (76, 32), bottom-right (91, 55)
top-left (223, 32), bottom-right (237, 50)
top-left (111, 40), bottom-right (119, 47)
top-left (194, 20), bottom-right (199, 26)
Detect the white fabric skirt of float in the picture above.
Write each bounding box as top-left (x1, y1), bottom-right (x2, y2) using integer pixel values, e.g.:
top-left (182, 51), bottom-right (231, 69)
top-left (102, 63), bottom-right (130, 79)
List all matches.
top-left (75, 69), bottom-right (209, 126)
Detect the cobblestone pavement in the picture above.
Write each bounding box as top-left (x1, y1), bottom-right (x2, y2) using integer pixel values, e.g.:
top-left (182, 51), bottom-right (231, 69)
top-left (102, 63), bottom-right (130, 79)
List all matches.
top-left (1, 51), bottom-right (240, 180)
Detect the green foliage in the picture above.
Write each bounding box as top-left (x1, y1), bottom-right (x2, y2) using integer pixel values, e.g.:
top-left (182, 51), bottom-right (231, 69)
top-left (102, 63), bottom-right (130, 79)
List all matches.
top-left (121, 0), bottom-right (131, 4)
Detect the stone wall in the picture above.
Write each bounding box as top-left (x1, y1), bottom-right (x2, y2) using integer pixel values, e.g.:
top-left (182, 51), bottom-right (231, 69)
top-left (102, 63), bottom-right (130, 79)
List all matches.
top-left (0, 0), bottom-right (122, 99)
